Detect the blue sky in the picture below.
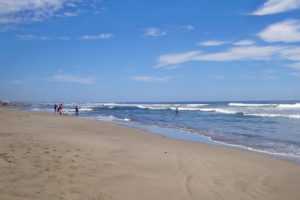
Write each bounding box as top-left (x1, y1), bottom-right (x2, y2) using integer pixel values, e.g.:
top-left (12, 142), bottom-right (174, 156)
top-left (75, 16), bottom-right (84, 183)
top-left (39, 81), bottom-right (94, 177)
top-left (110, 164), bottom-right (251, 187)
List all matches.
top-left (1, 0), bottom-right (300, 102)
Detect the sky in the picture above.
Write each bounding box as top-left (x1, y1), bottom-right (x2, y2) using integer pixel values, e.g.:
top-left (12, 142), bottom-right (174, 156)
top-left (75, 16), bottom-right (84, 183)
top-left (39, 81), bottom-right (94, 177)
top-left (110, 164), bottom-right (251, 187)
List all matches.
top-left (1, 0), bottom-right (300, 102)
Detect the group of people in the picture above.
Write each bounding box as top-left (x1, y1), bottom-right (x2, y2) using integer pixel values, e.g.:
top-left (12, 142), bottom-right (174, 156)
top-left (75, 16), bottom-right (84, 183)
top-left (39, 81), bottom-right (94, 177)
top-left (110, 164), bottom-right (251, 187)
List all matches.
top-left (54, 104), bottom-right (64, 116)
top-left (54, 104), bottom-right (79, 116)
top-left (53, 104), bottom-right (177, 116)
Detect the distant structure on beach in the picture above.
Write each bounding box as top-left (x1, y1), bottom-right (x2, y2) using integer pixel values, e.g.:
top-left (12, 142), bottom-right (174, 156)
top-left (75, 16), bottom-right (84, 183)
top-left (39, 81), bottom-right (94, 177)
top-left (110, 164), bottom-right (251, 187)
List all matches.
top-left (1, 100), bottom-right (9, 106)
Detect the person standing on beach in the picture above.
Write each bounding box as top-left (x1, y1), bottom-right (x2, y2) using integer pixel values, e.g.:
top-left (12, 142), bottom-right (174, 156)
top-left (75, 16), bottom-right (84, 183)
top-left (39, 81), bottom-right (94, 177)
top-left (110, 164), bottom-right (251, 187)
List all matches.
top-left (54, 104), bottom-right (57, 113)
top-left (59, 104), bottom-right (63, 116)
top-left (75, 106), bottom-right (79, 116)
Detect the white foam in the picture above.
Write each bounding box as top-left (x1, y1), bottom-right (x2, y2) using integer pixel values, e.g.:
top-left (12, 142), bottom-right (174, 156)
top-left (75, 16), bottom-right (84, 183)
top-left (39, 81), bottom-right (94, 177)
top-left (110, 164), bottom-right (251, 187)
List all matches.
top-left (86, 115), bottom-right (132, 122)
top-left (277, 103), bottom-right (300, 109)
top-left (170, 107), bottom-right (201, 111)
top-left (246, 113), bottom-right (300, 119)
top-left (79, 108), bottom-right (93, 111)
top-left (229, 103), bottom-right (276, 107)
top-left (137, 105), bottom-right (168, 110)
top-left (199, 108), bottom-right (238, 114)
top-left (186, 104), bottom-right (208, 107)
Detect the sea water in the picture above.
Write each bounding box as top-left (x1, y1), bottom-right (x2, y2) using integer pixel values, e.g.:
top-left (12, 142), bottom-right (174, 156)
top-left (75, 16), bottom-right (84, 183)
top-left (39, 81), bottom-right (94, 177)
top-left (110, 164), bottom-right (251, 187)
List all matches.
top-left (17, 101), bottom-right (300, 162)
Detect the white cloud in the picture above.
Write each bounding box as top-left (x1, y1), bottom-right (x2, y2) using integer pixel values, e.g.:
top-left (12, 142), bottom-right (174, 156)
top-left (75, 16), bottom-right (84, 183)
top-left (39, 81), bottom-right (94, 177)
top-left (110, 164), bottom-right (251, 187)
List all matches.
top-left (58, 10), bottom-right (80, 17)
top-left (258, 19), bottom-right (300, 43)
top-left (16, 34), bottom-right (113, 40)
top-left (144, 28), bottom-right (166, 37)
top-left (80, 34), bottom-right (113, 40)
top-left (280, 46), bottom-right (300, 61)
top-left (252, 0), bottom-right (300, 15)
top-left (0, 0), bottom-right (87, 24)
top-left (233, 40), bottom-right (255, 46)
top-left (16, 34), bottom-right (50, 40)
top-left (0, 25), bottom-right (22, 32)
top-left (0, 0), bottom-right (63, 15)
top-left (155, 51), bottom-right (201, 68)
top-left (286, 62), bottom-right (300, 70)
top-left (53, 74), bottom-right (94, 84)
top-left (156, 45), bottom-right (300, 67)
top-left (197, 40), bottom-right (228, 46)
top-left (194, 45), bottom-right (285, 61)
top-left (66, 2), bottom-right (77, 8)
top-left (181, 25), bottom-right (195, 31)
top-left (131, 76), bottom-right (175, 82)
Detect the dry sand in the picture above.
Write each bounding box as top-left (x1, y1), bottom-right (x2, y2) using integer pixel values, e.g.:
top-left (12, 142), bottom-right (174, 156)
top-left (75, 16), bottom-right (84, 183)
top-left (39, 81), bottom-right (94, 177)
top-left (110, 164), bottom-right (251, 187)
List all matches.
top-left (0, 109), bottom-right (300, 200)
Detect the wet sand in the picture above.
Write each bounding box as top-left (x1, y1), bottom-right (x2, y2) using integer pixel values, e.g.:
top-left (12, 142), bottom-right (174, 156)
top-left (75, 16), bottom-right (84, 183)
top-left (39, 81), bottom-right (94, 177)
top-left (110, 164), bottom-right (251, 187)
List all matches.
top-left (0, 109), bottom-right (300, 200)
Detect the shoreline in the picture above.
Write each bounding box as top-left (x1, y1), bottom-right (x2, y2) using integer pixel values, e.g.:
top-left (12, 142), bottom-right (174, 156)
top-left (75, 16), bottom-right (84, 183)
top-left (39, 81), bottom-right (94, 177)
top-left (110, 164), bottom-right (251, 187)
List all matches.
top-left (13, 105), bottom-right (300, 164)
top-left (1, 109), bottom-right (300, 199)
top-left (113, 120), bottom-right (300, 164)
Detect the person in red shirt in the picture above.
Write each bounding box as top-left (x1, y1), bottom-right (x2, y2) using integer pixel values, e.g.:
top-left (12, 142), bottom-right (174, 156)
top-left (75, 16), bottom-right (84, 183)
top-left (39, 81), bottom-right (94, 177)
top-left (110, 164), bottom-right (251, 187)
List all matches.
top-left (59, 104), bottom-right (63, 116)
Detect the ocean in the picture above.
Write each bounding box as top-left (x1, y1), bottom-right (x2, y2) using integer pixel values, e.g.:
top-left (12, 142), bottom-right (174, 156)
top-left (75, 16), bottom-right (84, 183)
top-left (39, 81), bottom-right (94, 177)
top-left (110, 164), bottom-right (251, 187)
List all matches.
top-left (17, 101), bottom-right (300, 162)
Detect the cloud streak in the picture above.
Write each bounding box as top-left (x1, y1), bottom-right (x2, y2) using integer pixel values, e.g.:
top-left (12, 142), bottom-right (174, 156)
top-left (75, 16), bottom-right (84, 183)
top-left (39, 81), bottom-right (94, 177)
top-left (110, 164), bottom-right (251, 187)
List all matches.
top-left (156, 45), bottom-right (300, 67)
top-left (193, 45), bottom-right (285, 61)
top-left (155, 51), bottom-right (201, 68)
top-left (131, 76), bottom-right (175, 82)
top-left (16, 34), bottom-right (50, 40)
top-left (233, 40), bottom-right (255, 46)
top-left (251, 0), bottom-right (300, 15)
top-left (16, 34), bottom-right (113, 40)
top-left (0, 0), bottom-right (92, 24)
top-left (80, 34), bottom-right (113, 40)
top-left (258, 19), bottom-right (300, 43)
top-left (197, 40), bottom-right (228, 46)
top-left (180, 25), bottom-right (195, 31)
top-left (144, 27), bottom-right (166, 37)
top-left (52, 74), bottom-right (94, 84)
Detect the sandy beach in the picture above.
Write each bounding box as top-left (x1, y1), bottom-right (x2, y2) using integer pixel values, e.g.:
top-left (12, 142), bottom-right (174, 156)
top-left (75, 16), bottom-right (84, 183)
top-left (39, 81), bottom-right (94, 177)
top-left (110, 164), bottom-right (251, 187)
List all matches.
top-left (0, 108), bottom-right (300, 200)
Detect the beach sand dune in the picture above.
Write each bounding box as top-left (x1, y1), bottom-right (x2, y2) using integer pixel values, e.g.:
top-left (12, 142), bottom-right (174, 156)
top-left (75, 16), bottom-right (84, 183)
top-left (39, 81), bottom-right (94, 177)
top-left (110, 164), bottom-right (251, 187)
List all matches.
top-left (0, 109), bottom-right (300, 200)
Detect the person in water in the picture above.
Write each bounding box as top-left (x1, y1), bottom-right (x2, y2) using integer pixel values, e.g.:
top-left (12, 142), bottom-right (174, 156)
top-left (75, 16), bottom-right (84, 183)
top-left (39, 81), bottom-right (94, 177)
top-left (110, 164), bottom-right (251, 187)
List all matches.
top-left (75, 106), bottom-right (79, 115)
top-left (59, 104), bottom-right (63, 116)
top-left (176, 107), bottom-right (179, 114)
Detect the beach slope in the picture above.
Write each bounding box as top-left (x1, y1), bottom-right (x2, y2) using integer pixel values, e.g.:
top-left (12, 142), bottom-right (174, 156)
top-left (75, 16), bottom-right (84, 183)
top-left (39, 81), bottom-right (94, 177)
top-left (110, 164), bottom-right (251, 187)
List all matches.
top-left (0, 109), bottom-right (300, 200)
